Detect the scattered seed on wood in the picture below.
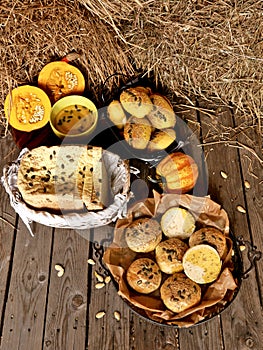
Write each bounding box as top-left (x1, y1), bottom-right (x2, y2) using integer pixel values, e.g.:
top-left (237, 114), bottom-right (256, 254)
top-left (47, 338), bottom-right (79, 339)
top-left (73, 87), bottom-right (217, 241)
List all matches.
top-left (237, 205), bottom-right (246, 213)
top-left (87, 259), bottom-right (95, 265)
top-left (54, 264), bottom-right (64, 277)
top-left (96, 311), bottom-right (105, 319)
top-left (104, 276), bottom-right (111, 284)
top-left (239, 245), bottom-right (246, 251)
top-left (220, 171), bottom-right (228, 179)
top-left (114, 311), bottom-right (121, 321)
top-left (244, 181), bottom-right (251, 189)
top-left (231, 250), bottom-right (235, 256)
top-left (95, 283), bottom-right (105, 289)
top-left (94, 271), bottom-right (104, 282)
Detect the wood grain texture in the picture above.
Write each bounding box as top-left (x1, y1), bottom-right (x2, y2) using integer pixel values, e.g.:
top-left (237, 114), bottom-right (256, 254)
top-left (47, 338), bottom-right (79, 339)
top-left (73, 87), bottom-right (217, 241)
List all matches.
top-left (0, 220), bottom-right (53, 350)
top-left (43, 228), bottom-right (90, 350)
top-left (198, 103), bottom-right (263, 350)
top-left (87, 225), bottom-right (130, 350)
top-left (0, 134), bottom-right (21, 339)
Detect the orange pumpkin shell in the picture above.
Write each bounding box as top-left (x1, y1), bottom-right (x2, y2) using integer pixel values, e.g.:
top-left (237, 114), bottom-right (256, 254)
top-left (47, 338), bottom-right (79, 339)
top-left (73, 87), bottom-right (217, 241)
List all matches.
top-left (38, 61), bottom-right (85, 103)
top-left (156, 152), bottom-right (198, 193)
top-left (4, 85), bottom-right (51, 132)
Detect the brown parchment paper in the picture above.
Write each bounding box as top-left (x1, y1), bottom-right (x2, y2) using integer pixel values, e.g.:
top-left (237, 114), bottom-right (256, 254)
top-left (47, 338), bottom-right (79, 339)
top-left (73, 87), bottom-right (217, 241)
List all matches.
top-left (103, 191), bottom-right (238, 327)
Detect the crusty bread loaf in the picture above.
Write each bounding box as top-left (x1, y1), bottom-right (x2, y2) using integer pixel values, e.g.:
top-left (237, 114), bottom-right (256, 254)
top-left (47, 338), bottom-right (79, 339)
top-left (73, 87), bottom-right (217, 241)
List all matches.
top-left (125, 217), bottom-right (162, 253)
top-left (155, 238), bottom-right (188, 274)
top-left (160, 273), bottom-right (201, 313)
top-left (189, 227), bottom-right (227, 258)
top-left (126, 258), bottom-right (162, 294)
top-left (182, 245), bottom-right (222, 284)
top-left (17, 145), bottom-right (108, 212)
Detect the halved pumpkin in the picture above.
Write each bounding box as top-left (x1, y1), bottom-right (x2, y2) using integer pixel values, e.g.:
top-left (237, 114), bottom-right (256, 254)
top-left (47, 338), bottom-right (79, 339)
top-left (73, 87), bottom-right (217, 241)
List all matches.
top-left (4, 85), bottom-right (51, 132)
top-left (38, 61), bottom-right (85, 103)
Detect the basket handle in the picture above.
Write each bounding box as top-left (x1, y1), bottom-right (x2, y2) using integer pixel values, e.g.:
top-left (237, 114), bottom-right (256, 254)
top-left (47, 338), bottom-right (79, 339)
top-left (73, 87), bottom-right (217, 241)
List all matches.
top-left (237, 236), bottom-right (262, 279)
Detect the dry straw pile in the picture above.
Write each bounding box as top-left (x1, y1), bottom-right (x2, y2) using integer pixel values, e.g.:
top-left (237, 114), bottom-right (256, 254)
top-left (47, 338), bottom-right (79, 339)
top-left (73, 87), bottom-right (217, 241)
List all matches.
top-left (0, 0), bottom-right (262, 144)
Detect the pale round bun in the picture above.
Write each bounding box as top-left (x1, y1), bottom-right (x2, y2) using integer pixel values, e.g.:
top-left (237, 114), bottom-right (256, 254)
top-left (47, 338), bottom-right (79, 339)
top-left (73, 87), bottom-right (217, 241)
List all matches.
top-left (182, 245), bottom-right (222, 284)
top-left (126, 258), bottom-right (162, 294)
top-left (161, 207), bottom-right (195, 239)
top-left (120, 87), bottom-right (153, 118)
top-left (125, 217), bottom-right (162, 253)
top-left (189, 227), bottom-right (227, 258)
top-left (160, 273), bottom-right (201, 313)
top-left (155, 238), bottom-right (188, 274)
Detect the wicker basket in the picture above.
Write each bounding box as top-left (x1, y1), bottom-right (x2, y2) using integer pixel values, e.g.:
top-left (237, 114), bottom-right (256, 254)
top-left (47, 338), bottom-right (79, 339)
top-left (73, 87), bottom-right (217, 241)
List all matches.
top-left (1, 148), bottom-right (130, 236)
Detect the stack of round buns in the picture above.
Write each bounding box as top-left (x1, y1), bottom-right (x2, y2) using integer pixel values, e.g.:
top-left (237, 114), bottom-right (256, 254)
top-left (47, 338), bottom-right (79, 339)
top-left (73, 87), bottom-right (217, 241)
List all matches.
top-left (107, 86), bottom-right (176, 151)
top-left (124, 208), bottom-right (228, 314)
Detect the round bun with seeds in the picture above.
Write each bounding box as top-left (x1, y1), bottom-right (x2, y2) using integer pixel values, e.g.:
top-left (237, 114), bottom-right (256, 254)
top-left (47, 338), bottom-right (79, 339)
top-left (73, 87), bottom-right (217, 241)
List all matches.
top-left (160, 273), bottom-right (201, 313)
top-left (123, 116), bottom-right (152, 149)
top-left (189, 227), bottom-right (227, 258)
top-left (126, 258), bottom-right (162, 294)
top-left (120, 87), bottom-right (153, 118)
top-left (182, 244), bottom-right (222, 284)
top-left (155, 238), bottom-right (188, 274)
top-left (125, 217), bottom-right (162, 253)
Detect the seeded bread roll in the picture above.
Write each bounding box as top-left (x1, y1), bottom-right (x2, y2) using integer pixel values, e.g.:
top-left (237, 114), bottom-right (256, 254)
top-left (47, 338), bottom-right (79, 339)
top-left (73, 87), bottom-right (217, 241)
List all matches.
top-left (182, 245), bottom-right (222, 284)
top-left (160, 273), bottom-right (201, 313)
top-left (155, 238), bottom-right (188, 274)
top-left (123, 116), bottom-right (152, 149)
top-left (17, 145), bottom-right (108, 212)
top-left (126, 258), bottom-right (162, 294)
top-left (125, 217), bottom-right (162, 253)
top-left (161, 207), bottom-right (196, 239)
top-left (148, 128), bottom-right (176, 151)
top-left (147, 93), bottom-right (176, 129)
top-left (189, 227), bottom-right (227, 258)
top-left (120, 87), bottom-right (153, 118)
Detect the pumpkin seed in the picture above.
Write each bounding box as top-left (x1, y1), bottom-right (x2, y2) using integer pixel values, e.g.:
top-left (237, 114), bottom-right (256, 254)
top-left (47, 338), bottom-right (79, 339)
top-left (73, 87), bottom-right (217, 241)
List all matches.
top-left (54, 264), bottom-right (64, 277)
top-left (220, 171), bottom-right (228, 179)
top-left (87, 258), bottom-right (95, 265)
top-left (104, 276), bottom-right (111, 284)
top-left (237, 205), bottom-right (246, 213)
top-left (244, 181), bottom-right (251, 189)
top-left (94, 271), bottom-right (104, 282)
top-left (239, 245), bottom-right (246, 251)
top-left (114, 311), bottom-right (121, 321)
top-left (95, 283), bottom-right (105, 289)
top-left (95, 311), bottom-right (105, 319)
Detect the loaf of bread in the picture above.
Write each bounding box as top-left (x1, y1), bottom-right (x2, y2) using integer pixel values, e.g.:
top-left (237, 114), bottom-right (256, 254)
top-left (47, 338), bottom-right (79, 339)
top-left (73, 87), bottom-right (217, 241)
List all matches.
top-left (126, 258), bottom-right (162, 294)
top-left (160, 272), bottom-right (201, 313)
top-left (17, 145), bottom-right (109, 212)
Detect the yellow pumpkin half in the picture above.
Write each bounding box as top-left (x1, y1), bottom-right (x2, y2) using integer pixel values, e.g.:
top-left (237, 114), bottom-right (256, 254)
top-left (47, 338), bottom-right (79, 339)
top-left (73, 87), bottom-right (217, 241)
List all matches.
top-left (4, 85), bottom-right (51, 132)
top-left (38, 61), bottom-right (85, 103)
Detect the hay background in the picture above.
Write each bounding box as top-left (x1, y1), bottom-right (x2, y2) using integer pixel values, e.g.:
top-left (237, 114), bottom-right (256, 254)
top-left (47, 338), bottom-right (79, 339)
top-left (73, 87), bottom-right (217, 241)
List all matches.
top-left (0, 0), bottom-right (262, 154)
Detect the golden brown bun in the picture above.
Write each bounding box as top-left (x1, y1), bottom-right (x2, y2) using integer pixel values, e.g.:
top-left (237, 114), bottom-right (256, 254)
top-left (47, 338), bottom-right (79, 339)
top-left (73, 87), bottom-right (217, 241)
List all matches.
top-left (189, 227), bottom-right (227, 258)
top-left (148, 128), bottom-right (176, 151)
top-left (126, 258), bottom-right (162, 294)
top-left (132, 86), bottom-right (152, 95)
top-left (125, 217), bottom-right (162, 253)
top-left (123, 116), bottom-right (152, 149)
top-left (107, 100), bottom-right (127, 129)
top-left (182, 245), bottom-right (222, 284)
top-left (161, 207), bottom-right (196, 239)
top-left (147, 93), bottom-right (176, 129)
top-left (160, 273), bottom-right (201, 313)
top-left (120, 87), bottom-right (153, 118)
top-left (155, 238), bottom-right (188, 274)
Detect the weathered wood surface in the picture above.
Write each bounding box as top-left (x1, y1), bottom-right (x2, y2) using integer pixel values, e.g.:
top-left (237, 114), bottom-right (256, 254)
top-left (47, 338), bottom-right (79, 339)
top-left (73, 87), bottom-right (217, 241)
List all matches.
top-left (0, 102), bottom-right (262, 350)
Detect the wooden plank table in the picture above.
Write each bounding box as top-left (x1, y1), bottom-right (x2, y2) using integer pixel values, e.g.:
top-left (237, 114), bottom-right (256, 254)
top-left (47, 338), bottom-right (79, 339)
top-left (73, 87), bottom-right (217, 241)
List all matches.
top-left (0, 102), bottom-right (262, 350)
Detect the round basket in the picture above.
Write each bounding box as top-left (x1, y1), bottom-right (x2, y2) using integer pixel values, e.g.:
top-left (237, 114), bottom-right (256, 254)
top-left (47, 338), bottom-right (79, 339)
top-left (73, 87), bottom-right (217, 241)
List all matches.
top-left (1, 148), bottom-right (130, 236)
